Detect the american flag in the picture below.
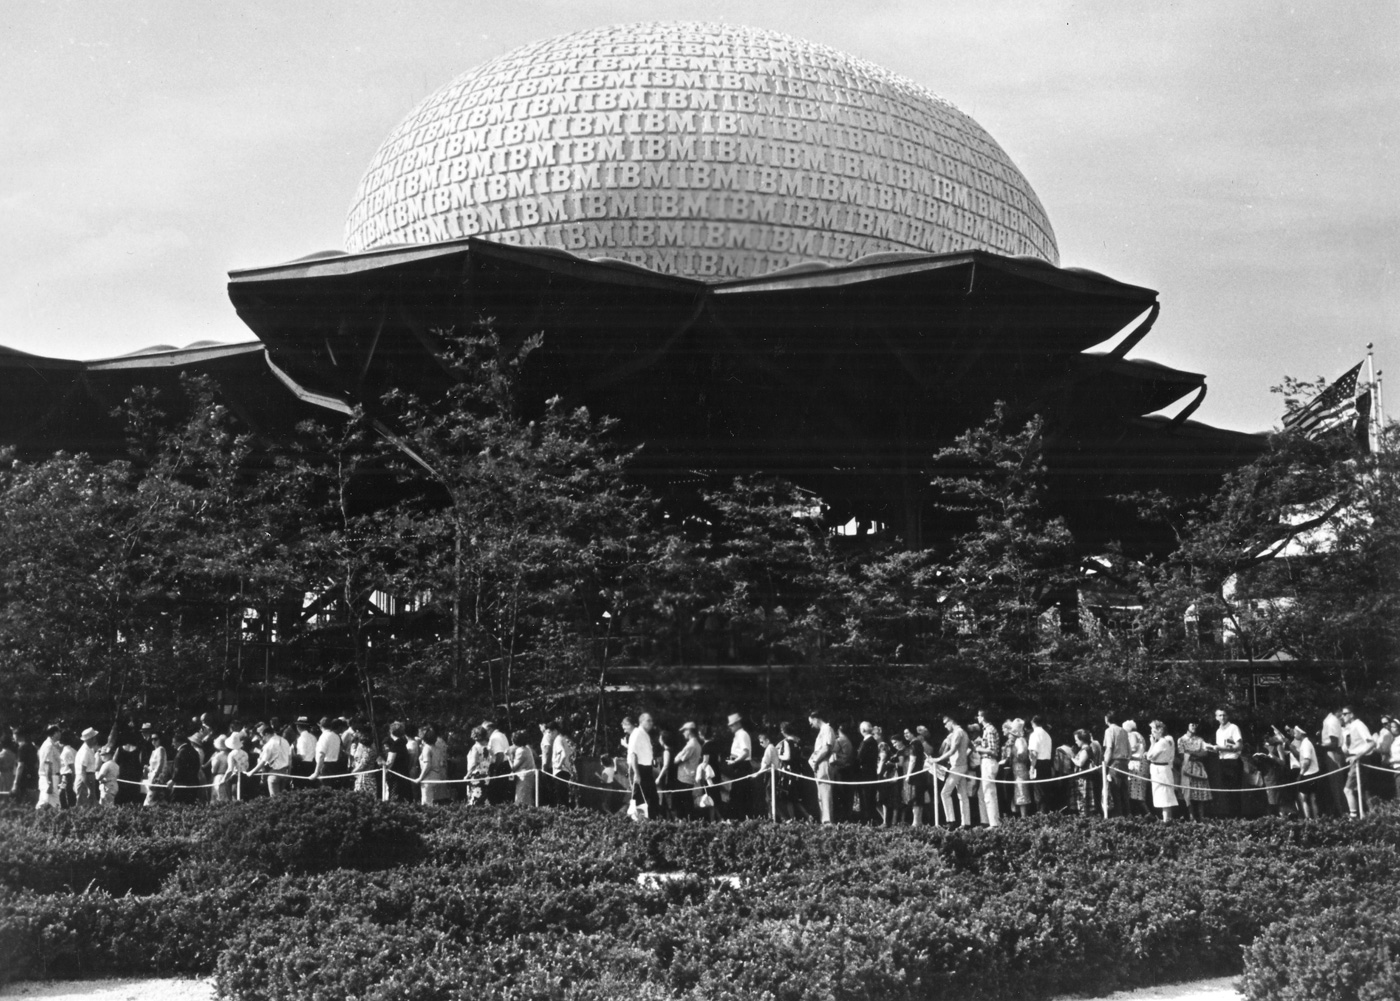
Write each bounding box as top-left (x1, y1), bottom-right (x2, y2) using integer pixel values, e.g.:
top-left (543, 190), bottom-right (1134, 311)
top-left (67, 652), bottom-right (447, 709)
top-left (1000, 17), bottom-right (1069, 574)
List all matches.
top-left (1282, 361), bottom-right (1365, 437)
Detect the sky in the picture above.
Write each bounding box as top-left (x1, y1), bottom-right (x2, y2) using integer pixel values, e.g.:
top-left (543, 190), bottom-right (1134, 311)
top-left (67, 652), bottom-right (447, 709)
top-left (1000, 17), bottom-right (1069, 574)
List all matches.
top-left (2, 1), bottom-right (1395, 433)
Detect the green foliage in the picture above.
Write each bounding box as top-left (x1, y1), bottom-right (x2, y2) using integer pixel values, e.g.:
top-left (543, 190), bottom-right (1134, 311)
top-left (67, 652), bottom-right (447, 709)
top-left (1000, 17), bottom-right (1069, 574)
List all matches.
top-left (2, 793), bottom-right (1398, 998)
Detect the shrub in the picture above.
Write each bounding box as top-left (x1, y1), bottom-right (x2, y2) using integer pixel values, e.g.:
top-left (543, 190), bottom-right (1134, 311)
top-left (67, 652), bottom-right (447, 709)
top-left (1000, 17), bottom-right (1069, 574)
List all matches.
top-left (1241, 901), bottom-right (1400, 1001)
top-left (204, 788), bottom-right (424, 875)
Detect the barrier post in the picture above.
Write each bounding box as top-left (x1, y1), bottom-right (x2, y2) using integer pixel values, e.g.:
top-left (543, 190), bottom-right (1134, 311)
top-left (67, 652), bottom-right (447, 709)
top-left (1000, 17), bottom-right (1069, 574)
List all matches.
top-left (931, 770), bottom-right (941, 827)
top-left (381, 767), bottom-right (389, 802)
top-left (534, 767), bottom-right (540, 808)
top-left (1355, 761), bottom-right (1366, 819)
top-left (235, 773), bottom-right (242, 801)
top-left (1102, 759), bottom-right (1110, 819)
top-left (770, 766), bottom-right (778, 822)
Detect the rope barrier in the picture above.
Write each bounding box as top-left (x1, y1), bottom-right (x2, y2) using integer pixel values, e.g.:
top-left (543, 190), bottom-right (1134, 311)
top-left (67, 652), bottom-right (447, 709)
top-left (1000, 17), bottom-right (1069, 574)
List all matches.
top-left (1105, 764), bottom-right (1336, 795)
top-left (774, 763), bottom-right (1102, 788)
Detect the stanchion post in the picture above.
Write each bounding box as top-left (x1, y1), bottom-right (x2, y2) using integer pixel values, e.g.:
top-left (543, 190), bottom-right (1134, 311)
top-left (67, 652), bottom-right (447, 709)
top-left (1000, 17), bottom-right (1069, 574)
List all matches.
top-left (1355, 761), bottom-right (1365, 819)
top-left (1102, 759), bottom-right (1110, 819)
top-left (770, 766), bottom-right (778, 822)
top-left (381, 767), bottom-right (389, 802)
top-left (534, 767), bottom-right (540, 808)
top-left (931, 770), bottom-right (941, 828)
top-left (235, 773), bottom-right (242, 801)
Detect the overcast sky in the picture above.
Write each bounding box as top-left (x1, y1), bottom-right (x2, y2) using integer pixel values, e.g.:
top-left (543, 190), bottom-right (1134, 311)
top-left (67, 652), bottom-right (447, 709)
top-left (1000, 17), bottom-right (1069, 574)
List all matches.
top-left (2, 1), bottom-right (1395, 432)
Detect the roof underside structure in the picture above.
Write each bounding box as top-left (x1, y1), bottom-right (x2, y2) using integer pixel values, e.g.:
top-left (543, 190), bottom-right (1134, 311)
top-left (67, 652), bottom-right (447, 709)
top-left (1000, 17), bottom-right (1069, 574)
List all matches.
top-left (0, 239), bottom-right (1265, 552)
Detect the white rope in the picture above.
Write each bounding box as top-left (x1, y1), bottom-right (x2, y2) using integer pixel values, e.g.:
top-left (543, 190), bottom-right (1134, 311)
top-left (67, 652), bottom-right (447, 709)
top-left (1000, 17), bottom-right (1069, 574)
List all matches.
top-left (776, 763), bottom-right (1102, 788)
top-left (1106, 764), bottom-right (1335, 795)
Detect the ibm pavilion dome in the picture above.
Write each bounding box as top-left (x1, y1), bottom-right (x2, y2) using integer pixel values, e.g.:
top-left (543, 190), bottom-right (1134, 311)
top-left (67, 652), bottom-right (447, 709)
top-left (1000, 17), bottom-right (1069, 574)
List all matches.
top-left (344, 22), bottom-right (1059, 279)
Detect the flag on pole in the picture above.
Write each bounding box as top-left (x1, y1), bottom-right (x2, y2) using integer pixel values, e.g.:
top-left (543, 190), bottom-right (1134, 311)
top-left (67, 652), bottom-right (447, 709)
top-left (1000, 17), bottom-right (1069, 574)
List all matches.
top-left (1282, 361), bottom-right (1365, 437)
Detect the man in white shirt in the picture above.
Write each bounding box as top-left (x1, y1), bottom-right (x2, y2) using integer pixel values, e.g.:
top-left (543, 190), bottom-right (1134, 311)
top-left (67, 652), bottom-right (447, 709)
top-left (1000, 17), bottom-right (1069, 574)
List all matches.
top-left (627, 712), bottom-right (659, 819)
top-left (1028, 717), bottom-right (1054, 813)
top-left (808, 709), bottom-right (837, 824)
top-left (1214, 708), bottom-right (1244, 817)
top-left (1340, 707), bottom-right (1375, 818)
top-left (248, 722), bottom-right (293, 797)
top-left (293, 717), bottom-right (318, 781)
top-left (73, 727), bottom-right (102, 807)
top-left (310, 716), bottom-right (342, 785)
top-left (1319, 709), bottom-right (1347, 816)
top-left (1389, 719), bottom-right (1400, 800)
top-left (36, 724), bottom-right (62, 810)
top-left (549, 721), bottom-right (576, 808)
top-left (1102, 715), bottom-right (1132, 818)
top-left (726, 712), bottom-right (755, 819)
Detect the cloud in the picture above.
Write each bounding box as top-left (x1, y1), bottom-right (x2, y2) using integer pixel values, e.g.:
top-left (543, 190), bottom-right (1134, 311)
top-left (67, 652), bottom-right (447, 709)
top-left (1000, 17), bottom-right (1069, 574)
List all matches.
top-left (61, 219), bottom-right (191, 276)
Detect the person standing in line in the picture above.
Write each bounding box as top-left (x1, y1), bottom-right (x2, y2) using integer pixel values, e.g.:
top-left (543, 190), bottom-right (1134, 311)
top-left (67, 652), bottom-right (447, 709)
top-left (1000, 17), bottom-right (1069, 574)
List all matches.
top-left (1340, 706), bottom-right (1375, 819)
top-left (10, 727), bottom-right (40, 808)
top-left (1373, 718), bottom-right (1397, 804)
top-left (36, 724), bottom-right (63, 810)
top-left (1027, 716), bottom-right (1054, 814)
top-left (1177, 721), bottom-right (1214, 821)
top-left (808, 709), bottom-right (837, 825)
top-left (1389, 718), bottom-right (1400, 800)
top-left (510, 729), bottom-right (537, 807)
top-left (933, 714), bottom-right (974, 828)
top-left (417, 724), bottom-right (445, 806)
top-left (73, 727), bottom-right (102, 807)
top-left (775, 721), bottom-right (808, 822)
top-left (210, 735), bottom-right (232, 802)
top-left (1070, 730), bottom-right (1100, 817)
top-left (972, 713), bottom-right (1000, 828)
top-left (1146, 720), bottom-right (1179, 822)
top-left (757, 729), bottom-right (781, 819)
top-left (1122, 721), bottom-right (1149, 815)
top-left (1318, 708), bottom-right (1347, 816)
top-left (96, 746), bottom-right (121, 807)
top-left (671, 722), bottom-right (700, 820)
top-left (1289, 724), bottom-right (1321, 819)
top-left (537, 722), bottom-right (556, 807)
top-left (726, 713), bottom-right (755, 819)
top-left (463, 727), bottom-right (490, 805)
top-left (58, 731), bottom-right (78, 809)
top-left (832, 723), bottom-right (857, 822)
top-left (350, 727), bottom-right (379, 796)
top-left (485, 719), bottom-right (513, 805)
top-left (1102, 714), bottom-right (1132, 818)
top-left (292, 717), bottom-right (317, 784)
top-left (856, 721), bottom-right (880, 825)
top-left (143, 730), bottom-right (170, 806)
top-left (252, 721), bottom-right (292, 797)
top-left (655, 729), bottom-right (679, 819)
top-left (224, 731), bottom-right (251, 801)
top-left (1212, 708), bottom-right (1244, 817)
top-left (627, 712), bottom-right (659, 819)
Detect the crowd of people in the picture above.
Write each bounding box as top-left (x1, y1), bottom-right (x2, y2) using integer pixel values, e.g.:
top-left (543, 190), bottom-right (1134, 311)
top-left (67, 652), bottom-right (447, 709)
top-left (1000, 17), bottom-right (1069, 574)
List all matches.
top-left (2, 704), bottom-right (1396, 827)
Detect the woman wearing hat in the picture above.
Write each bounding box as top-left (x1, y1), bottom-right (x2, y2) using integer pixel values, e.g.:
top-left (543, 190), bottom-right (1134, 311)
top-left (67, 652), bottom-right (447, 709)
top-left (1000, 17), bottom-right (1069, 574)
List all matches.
top-left (210, 735), bottom-right (232, 802)
top-left (1289, 725), bottom-right (1321, 819)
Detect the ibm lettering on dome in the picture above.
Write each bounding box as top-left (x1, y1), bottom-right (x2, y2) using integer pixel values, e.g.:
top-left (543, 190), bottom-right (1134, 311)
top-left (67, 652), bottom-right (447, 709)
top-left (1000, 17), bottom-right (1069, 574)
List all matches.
top-left (345, 23), bottom-right (1059, 278)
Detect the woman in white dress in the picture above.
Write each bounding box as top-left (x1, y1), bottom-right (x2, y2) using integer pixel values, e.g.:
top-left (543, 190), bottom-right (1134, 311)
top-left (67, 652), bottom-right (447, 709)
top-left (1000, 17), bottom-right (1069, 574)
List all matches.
top-left (1145, 720), bottom-right (1178, 821)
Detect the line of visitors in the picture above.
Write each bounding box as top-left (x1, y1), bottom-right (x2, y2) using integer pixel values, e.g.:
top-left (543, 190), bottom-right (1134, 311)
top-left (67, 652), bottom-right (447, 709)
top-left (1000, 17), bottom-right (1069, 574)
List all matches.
top-left (4, 705), bottom-right (1394, 825)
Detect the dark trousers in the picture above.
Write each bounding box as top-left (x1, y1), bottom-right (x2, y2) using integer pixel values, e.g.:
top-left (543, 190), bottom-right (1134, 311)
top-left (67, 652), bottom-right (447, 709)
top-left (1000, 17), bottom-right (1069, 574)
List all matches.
top-left (1032, 760), bottom-right (1053, 811)
top-left (1105, 762), bottom-right (1130, 817)
top-left (1218, 758), bottom-right (1243, 817)
top-left (632, 764), bottom-right (660, 817)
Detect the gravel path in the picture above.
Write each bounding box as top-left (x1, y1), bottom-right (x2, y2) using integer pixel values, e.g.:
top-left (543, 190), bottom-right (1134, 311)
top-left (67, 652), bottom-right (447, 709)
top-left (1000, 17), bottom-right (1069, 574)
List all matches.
top-left (1, 975), bottom-right (1242, 1001)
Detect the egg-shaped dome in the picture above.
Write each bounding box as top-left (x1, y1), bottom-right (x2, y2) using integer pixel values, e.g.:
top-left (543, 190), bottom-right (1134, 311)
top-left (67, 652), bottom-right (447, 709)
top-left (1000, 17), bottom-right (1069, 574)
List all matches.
top-left (345, 23), bottom-right (1057, 278)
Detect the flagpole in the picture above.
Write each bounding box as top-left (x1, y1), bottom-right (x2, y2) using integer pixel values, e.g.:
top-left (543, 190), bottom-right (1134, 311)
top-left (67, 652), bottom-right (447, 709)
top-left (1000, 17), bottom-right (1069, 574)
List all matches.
top-left (1366, 344), bottom-right (1378, 452)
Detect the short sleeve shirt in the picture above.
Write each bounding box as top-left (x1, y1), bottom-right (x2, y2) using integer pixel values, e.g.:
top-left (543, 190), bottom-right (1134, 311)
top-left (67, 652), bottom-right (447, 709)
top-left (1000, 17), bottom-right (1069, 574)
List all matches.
top-left (1215, 723), bottom-right (1243, 760)
top-left (1343, 719), bottom-right (1373, 758)
top-left (316, 730), bottom-right (341, 765)
top-left (1029, 728), bottom-right (1053, 762)
top-left (257, 735), bottom-right (291, 771)
top-left (627, 726), bottom-right (654, 767)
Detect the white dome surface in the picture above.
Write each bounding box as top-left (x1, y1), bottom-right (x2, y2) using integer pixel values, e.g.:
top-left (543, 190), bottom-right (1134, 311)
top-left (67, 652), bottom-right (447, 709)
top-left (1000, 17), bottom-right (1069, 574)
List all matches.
top-left (346, 23), bottom-right (1058, 278)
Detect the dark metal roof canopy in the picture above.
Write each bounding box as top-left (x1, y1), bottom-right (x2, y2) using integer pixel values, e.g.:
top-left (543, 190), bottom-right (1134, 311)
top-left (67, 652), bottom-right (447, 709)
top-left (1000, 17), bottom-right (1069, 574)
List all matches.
top-left (227, 239), bottom-right (1261, 547)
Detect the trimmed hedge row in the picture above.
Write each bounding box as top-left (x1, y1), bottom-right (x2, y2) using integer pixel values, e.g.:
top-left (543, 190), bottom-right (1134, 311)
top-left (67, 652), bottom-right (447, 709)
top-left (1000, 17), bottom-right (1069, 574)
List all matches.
top-left (2, 795), bottom-right (1398, 999)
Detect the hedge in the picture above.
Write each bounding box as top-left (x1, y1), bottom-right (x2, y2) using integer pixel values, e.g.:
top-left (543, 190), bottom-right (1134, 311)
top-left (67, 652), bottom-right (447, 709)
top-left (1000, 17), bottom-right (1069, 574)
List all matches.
top-left (2, 795), bottom-right (1398, 999)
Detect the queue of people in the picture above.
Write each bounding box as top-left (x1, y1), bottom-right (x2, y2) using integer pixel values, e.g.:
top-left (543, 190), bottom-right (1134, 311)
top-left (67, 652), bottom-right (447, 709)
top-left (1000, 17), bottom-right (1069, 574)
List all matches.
top-left (3, 704), bottom-right (1396, 826)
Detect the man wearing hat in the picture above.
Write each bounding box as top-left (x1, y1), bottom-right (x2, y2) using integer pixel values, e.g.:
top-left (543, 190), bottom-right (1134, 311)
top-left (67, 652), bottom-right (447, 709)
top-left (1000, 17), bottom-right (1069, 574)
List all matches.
top-left (73, 727), bottom-right (103, 807)
top-left (726, 713), bottom-right (755, 819)
top-left (672, 722), bottom-right (701, 820)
